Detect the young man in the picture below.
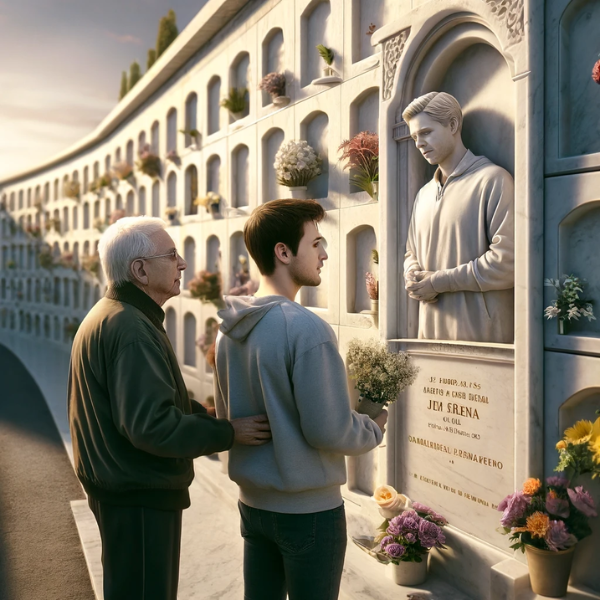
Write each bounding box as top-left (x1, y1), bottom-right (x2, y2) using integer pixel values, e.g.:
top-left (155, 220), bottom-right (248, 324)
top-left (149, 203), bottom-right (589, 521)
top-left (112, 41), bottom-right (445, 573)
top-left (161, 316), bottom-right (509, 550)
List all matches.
top-left (214, 200), bottom-right (388, 600)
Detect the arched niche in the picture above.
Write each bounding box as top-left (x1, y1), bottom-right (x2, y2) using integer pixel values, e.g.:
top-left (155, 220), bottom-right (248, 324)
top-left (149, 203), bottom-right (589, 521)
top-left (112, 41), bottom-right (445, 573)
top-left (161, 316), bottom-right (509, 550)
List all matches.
top-left (167, 172), bottom-right (177, 207)
top-left (114, 148), bottom-right (121, 163)
top-left (206, 155), bottom-right (221, 194)
top-left (559, 0), bottom-right (600, 157)
top-left (138, 186), bottom-right (146, 215)
top-left (83, 282), bottom-right (90, 309)
top-left (262, 28), bottom-right (284, 106)
top-left (165, 307), bottom-right (177, 353)
top-left (262, 128), bottom-right (284, 203)
top-left (73, 279), bottom-right (80, 309)
top-left (126, 190), bottom-right (135, 216)
top-left (34, 315), bottom-right (40, 337)
top-left (301, 0), bottom-right (331, 87)
top-left (352, 0), bottom-right (384, 63)
top-left (404, 23), bottom-right (515, 179)
top-left (150, 121), bottom-right (160, 154)
top-left (346, 225), bottom-right (377, 313)
top-left (229, 231), bottom-right (248, 289)
top-left (185, 165), bottom-right (198, 215)
top-left (184, 92), bottom-right (198, 147)
top-left (43, 315), bottom-right (50, 338)
top-left (126, 140), bottom-right (134, 165)
top-left (183, 312), bottom-right (197, 367)
top-left (207, 76), bottom-right (221, 135)
top-left (53, 315), bottom-right (60, 341)
top-left (166, 108), bottom-right (178, 153)
top-left (25, 313), bottom-right (31, 334)
top-left (104, 154), bottom-right (111, 174)
top-left (300, 234), bottom-right (329, 309)
top-left (231, 144), bottom-right (250, 208)
top-left (152, 181), bottom-right (160, 217)
top-left (63, 316), bottom-right (70, 343)
top-left (301, 111), bottom-right (329, 200)
top-left (72, 206), bottom-right (78, 230)
top-left (62, 207), bottom-right (69, 232)
top-left (138, 131), bottom-right (146, 154)
top-left (206, 235), bottom-right (221, 272)
top-left (558, 201), bottom-right (600, 336)
top-left (183, 236), bottom-right (196, 288)
top-left (63, 277), bottom-right (70, 307)
top-left (350, 87), bottom-right (379, 136)
top-left (231, 52), bottom-right (250, 118)
top-left (116, 194), bottom-right (123, 211)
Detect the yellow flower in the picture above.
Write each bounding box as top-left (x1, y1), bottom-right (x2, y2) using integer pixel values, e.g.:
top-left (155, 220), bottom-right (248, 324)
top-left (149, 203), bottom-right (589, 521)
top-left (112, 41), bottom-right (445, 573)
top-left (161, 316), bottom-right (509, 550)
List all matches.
top-left (526, 512), bottom-right (550, 539)
top-left (590, 436), bottom-right (600, 464)
top-left (564, 420), bottom-right (593, 445)
top-left (556, 440), bottom-right (567, 450)
top-left (590, 417), bottom-right (600, 442)
top-left (522, 478), bottom-right (542, 495)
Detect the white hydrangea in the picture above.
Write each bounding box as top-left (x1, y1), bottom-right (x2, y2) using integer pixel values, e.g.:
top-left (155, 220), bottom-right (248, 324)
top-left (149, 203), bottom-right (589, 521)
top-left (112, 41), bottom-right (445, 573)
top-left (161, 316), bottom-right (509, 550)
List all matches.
top-left (273, 140), bottom-right (322, 187)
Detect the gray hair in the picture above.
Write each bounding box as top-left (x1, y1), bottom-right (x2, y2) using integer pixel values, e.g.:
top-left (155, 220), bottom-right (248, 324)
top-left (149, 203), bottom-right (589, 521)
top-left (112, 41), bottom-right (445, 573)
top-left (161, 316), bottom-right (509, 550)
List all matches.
top-left (402, 92), bottom-right (463, 132)
top-left (98, 216), bottom-right (166, 287)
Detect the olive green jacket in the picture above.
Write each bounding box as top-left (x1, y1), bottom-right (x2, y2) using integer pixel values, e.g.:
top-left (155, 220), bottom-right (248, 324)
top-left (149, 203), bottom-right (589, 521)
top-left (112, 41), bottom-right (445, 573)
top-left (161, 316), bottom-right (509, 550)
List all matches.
top-left (68, 282), bottom-right (234, 509)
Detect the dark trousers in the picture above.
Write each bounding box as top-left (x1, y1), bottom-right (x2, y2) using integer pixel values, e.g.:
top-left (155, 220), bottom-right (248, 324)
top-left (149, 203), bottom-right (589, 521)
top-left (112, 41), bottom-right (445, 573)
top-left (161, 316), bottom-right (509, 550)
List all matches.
top-left (88, 496), bottom-right (182, 600)
top-left (239, 501), bottom-right (347, 600)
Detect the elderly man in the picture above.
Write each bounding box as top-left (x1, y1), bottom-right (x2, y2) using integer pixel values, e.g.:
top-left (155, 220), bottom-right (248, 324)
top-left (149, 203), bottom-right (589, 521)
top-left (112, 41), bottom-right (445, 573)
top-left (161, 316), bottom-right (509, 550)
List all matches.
top-left (68, 216), bottom-right (270, 600)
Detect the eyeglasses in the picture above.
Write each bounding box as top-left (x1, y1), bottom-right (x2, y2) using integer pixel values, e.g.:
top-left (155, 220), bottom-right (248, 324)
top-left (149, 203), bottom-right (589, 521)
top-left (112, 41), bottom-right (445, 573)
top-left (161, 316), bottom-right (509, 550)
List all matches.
top-left (138, 249), bottom-right (180, 261)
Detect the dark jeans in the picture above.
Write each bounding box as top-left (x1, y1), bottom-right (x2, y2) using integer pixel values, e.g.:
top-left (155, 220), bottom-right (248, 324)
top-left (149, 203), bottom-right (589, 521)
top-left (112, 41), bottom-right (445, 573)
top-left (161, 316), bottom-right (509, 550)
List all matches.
top-left (88, 496), bottom-right (182, 600)
top-left (239, 501), bottom-right (347, 600)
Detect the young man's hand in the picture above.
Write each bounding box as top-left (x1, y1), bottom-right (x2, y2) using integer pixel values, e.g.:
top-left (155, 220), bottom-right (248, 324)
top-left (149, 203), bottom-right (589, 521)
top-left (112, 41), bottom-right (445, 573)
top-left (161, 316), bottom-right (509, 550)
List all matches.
top-left (373, 410), bottom-right (388, 436)
top-left (231, 415), bottom-right (272, 445)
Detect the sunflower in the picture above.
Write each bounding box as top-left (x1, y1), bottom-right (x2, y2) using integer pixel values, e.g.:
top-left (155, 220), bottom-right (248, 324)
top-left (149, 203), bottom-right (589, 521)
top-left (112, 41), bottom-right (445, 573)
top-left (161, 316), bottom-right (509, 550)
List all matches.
top-left (522, 478), bottom-right (542, 495)
top-left (590, 435), bottom-right (600, 465)
top-left (526, 512), bottom-right (550, 539)
top-left (590, 417), bottom-right (600, 443)
top-left (563, 420), bottom-right (593, 445)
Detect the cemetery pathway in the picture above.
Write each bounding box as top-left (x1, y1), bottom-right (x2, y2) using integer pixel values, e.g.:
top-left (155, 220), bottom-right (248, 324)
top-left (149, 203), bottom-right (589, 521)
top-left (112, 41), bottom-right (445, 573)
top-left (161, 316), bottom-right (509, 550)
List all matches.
top-left (0, 344), bottom-right (94, 600)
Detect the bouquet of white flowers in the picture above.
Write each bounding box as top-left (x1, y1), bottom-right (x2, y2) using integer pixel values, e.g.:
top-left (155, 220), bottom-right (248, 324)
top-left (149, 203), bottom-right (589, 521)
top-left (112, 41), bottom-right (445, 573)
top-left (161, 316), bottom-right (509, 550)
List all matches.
top-left (274, 140), bottom-right (322, 187)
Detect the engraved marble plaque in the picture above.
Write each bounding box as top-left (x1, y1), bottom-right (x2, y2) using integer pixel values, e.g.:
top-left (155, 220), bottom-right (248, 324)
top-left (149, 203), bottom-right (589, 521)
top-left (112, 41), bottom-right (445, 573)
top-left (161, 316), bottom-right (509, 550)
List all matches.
top-left (392, 340), bottom-right (514, 547)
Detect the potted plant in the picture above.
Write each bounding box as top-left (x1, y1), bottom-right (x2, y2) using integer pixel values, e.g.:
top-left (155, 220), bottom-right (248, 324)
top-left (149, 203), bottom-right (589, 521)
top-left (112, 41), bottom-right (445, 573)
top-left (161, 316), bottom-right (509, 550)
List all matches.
top-left (338, 131), bottom-right (379, 199)
top-left (90, 173), bottom-right (112, 194)
top-left (25, 224), bottom-right (42, 239)
top-left (316, 44), bottom-right (335, 77)
top-left (164, 207), bottom-right (178, 222)
top-left (136, 144), bottom-right (162, 178)
top-left (365, 272), bottom-right (379, 315)
top-left (179, 128), bottom-right (201, 148)
top-left (354, 485), bottom-right (448, 586)
top-left (194, 192), bottom-right (221, 217)
top-left (498, 473), bottom-right (597, 598)
top-left (188, 270), bottom-right (225, 309)
top-left (273, 140), bottom-right (322, 200)
top-left (346, 339), bottom-right (419, 418)
top-left (555, 416), bottom-right (600, 481)
top-left (544, 274), bottom-right (595, 334)
top-left (63, 179), bottom-right (80, 200)
top-left (221, 87), bottom-right (248, 120)
top-left (38, 247), bottom-right (54, 270)
top-left (259, 72), bottom-right (289, 107)
top-left (111, 161), bottom-right (135, 184)
top-left (81, 253), bottom-right (101, 278)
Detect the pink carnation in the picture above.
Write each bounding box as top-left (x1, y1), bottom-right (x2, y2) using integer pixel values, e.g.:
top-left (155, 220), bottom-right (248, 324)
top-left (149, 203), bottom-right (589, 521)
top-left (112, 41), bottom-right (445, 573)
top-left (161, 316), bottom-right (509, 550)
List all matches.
top-left (498, 490), bottom-right (531, 527)
top-left (546, 493), bottom-right (570, 518)
top-left (567, 486), bottom-right (597, 517)
top-left (545, 520), bottom-right (577, 552)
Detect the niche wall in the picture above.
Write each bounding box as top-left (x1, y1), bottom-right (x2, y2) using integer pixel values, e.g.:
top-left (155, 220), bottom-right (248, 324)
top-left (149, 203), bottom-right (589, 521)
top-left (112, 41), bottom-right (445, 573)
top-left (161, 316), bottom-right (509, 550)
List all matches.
top-left (346, 225), bottom-right (377, 314)
top-left (231, 145), bottom-right (250, 208)
top-left (302, 111), bottom-right (329, 200)
top-left (262, 28), bottom-right (284, 106)
top-left (262, 128), bottom-right (284, 203)
top-left (207, 77), bottom-right (221, 135)
top-left (301, 1), bottom-right (331, 86)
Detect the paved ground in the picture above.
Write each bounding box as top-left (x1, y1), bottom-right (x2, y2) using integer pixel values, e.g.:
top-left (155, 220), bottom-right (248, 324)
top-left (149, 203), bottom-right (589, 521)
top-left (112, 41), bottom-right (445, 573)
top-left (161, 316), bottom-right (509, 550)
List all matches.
top-left (0, 344), bottom-right (94, 600)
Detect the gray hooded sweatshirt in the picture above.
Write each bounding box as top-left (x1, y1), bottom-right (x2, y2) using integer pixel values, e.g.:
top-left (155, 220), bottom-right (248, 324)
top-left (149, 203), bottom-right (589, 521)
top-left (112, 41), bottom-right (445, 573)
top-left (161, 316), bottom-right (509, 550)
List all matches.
top-left (214, 295), bottom-right (383, 514)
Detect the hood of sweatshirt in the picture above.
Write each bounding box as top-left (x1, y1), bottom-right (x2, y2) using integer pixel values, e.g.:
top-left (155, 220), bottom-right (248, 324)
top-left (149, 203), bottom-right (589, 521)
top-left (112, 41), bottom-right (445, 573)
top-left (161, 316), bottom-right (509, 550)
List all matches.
top-left (218, 295), bottom-right (286, 342)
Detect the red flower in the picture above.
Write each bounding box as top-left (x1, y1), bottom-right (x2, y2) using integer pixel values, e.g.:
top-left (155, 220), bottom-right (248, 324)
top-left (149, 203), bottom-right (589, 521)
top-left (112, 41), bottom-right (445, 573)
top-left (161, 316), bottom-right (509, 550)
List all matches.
top-left (592, 59), bottom-right (600, 85)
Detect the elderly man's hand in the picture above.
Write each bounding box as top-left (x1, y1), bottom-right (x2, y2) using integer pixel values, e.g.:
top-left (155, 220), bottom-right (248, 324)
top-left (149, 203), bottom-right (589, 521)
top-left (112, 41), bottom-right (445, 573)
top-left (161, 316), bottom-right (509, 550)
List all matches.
top-left (231, 415), bottom-right (272, 446)
top-left (406, 271), bottom-right (438, 302)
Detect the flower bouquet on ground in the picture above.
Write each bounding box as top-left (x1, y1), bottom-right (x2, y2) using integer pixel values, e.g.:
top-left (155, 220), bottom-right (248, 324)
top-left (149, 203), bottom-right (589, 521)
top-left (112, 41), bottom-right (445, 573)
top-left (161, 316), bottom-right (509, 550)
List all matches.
top-left (544, 274), bottom-right (595, 334)
top-left (354, 485), bottom-right (447, 586)
top-left (259, 72), bottom-right (288, 105)
top-left (555, 417), bottom-right (600, 480)
top-left (338, 131), bottom-right (379, 199)
top-left (188, 270), bottom-right (224, 309)
top-left (274, 140), bottom-right (322, 199)
top-left (498, 476), bottom-right (597, 597)
top-left (346, 339), bottom-right (418, 418)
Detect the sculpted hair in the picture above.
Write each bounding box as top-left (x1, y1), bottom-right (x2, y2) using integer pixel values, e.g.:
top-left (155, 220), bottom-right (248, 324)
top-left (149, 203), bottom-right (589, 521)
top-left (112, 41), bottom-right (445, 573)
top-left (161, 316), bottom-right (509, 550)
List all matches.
top-left (98, 216), bottom-right (166, 287)
top-left (244, 199), bottom-right (325, 276)
top-left (402, 91), bottom-right (463, 132)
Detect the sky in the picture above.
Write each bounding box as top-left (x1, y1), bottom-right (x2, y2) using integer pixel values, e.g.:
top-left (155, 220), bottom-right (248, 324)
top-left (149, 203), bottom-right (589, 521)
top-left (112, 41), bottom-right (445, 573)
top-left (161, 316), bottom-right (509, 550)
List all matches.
top-left (0, 0), bottom-right (208, 180)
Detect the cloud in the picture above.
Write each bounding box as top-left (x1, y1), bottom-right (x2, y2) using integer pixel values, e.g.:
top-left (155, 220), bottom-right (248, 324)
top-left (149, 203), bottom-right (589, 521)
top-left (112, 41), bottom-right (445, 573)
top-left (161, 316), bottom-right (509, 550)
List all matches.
top-left (105, 31), bottom-right (142, 45)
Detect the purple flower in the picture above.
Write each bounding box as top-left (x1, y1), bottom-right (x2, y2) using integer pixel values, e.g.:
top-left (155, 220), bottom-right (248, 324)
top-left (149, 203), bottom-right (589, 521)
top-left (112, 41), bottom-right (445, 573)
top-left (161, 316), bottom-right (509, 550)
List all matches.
top-left (545, 492), bottom-right (570, 518)
top-left (412, 501), bottom-right (433, 514)
top-left (385, 543), bottom-right (406, 558)
top-left (498, 491), bottom-right (531, 527)
top-left (545, 520), bottom-right (577, 552)
top-left (567, 486), bottom-right (598, 517)
top-left (387, 523), bottom-right (401, 536)
top-left (418, 519), bottom-right (444, 549)
top-left (546, 476), bottom-right (569, 488)
top-left (380, 535), bottom-right (394, 547)
top-left (412, 502), bottom-right (449, 526)
top-left (404, 532), bottom-right (417, 544)
top-left (395, 513), bottom-right (420, 532)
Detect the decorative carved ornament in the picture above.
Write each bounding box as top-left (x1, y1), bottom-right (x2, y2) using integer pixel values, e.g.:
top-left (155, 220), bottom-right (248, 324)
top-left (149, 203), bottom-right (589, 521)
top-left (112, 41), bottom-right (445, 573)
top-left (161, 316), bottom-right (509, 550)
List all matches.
top-left (481, 0), bottom-right (524, 44)
top-left (382, 28), bottom-right (410, 101)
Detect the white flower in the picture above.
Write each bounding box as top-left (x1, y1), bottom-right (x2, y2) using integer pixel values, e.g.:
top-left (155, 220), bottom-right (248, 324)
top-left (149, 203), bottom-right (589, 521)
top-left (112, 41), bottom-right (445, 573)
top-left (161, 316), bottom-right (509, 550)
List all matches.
top-left (544, 305), bottom-right (560, 319)
top-left (567, 306), bottom-right (581, 320)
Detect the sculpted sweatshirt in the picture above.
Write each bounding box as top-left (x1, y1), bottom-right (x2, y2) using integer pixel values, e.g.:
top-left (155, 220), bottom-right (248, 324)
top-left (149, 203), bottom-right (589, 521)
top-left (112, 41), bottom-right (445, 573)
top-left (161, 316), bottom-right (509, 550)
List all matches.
top-left (214, 295), bottom-right (383, 514)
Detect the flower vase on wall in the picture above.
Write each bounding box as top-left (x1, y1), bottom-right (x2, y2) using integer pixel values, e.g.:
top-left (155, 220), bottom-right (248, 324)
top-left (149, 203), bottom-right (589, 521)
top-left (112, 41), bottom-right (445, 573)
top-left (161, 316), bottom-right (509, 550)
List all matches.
top-left (272, 95), bottom-right (290, 107)
top-left (558, 319), bottom-right (567, 335)
top-left (525, 544), bottom-right (576, 597)
top-left (210, 203), bottom-right (220, 218)
top-left (390, 557), bottom-right (429, 586)
top-left (288, 186), bottom-right (307, 200)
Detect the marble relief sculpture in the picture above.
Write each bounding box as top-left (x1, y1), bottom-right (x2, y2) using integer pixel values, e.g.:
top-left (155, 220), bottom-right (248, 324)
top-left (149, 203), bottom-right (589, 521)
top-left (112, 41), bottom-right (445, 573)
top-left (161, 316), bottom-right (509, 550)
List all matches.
top-left (403, 92), bottom-right (514, 343)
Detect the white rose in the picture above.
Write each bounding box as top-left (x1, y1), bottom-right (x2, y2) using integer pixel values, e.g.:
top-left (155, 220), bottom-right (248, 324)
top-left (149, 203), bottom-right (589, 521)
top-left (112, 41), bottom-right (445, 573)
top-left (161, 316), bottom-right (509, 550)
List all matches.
top-left (373, 485), bottom-right (412, 519)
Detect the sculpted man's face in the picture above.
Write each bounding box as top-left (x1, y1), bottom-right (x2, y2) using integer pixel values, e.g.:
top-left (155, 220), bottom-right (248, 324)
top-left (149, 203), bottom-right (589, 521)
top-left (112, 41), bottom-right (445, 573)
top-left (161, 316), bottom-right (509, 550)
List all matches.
top-left (408, 112), bottom-right (459, 166)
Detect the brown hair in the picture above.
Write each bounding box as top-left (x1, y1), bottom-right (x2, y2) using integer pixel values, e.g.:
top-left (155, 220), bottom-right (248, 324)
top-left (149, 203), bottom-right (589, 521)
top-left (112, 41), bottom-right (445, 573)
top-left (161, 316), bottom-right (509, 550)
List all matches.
top-left (244, 199), bottom-right (325, 275)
